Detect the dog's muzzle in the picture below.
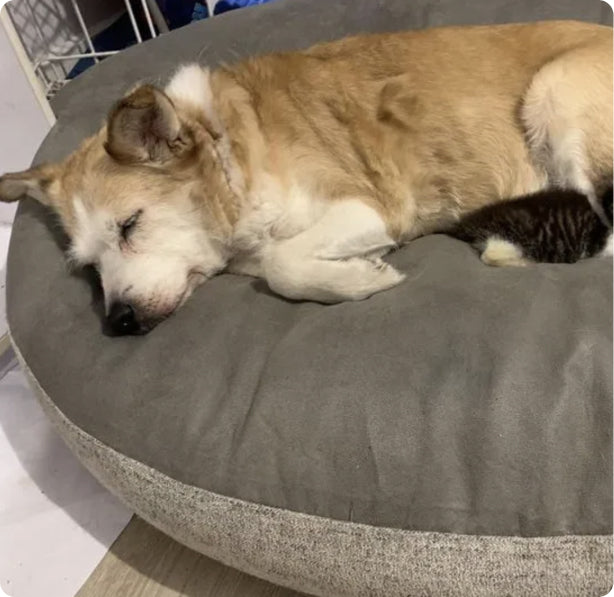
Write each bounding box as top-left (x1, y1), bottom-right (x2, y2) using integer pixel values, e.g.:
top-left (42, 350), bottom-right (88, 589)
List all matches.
top-left (107, 301), bottom-right (142, 336)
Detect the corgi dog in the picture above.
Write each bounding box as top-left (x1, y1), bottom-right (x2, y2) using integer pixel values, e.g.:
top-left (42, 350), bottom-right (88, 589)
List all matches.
top-left (1, 21), bottom-right (611, 334)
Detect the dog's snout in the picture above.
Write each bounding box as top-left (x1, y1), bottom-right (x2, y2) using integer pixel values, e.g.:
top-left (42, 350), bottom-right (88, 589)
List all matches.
top-left (107, 302), bottom-right (140, 336)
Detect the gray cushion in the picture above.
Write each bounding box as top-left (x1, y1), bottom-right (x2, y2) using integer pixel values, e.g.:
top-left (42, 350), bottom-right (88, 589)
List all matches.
top-left (7, 0), bottom-right (612, 556)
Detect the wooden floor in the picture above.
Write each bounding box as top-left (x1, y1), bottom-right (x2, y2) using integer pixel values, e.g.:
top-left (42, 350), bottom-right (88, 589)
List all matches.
top-left (77, 516), bottom-right (310, 597)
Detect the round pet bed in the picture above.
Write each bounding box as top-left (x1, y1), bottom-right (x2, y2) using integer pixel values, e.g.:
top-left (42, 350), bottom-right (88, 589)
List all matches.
top-left (7, 0), bottom-right (613, 595)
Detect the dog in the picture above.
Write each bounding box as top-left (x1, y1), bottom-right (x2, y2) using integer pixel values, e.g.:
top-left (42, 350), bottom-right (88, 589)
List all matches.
top-left (0, 20), bottom-right (611, 334)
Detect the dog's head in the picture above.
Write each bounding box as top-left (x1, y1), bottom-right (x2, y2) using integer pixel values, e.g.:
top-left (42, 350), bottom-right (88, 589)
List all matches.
top-left (0, 84), bottom-right (235, 335)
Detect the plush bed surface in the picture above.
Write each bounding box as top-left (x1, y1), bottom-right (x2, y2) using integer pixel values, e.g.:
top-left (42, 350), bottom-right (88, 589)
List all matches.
top-left (7, 0), bottom-right (612, 540)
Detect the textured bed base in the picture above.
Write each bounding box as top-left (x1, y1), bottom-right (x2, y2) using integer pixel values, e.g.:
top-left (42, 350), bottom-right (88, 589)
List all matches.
top-left (12, 338), bottom-right (612, 597)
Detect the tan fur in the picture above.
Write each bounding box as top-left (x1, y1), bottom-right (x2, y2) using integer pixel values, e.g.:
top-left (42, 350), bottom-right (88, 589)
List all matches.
top-left (210, 20), bottom-right (612, 239)
top-left (0, 20), bottom-right (611, 325)
top-left (4, 20), bottom-right (610, 236)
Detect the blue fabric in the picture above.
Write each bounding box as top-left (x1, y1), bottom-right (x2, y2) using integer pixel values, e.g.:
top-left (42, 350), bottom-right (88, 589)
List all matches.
top-left (192, 3), bottom-right (210, 21)
top-left (214, 0), bottom-right (276, 16)
top-left (157, 0), bottom-right (198, 28)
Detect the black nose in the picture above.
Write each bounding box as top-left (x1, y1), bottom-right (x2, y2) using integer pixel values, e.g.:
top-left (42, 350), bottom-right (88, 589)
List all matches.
top-left (107, 302), bottom-right (140, 336)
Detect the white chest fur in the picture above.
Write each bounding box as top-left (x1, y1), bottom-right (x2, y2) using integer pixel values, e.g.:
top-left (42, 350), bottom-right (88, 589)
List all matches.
top-left (228, 177), bottom-right (328, 275)
top-left (166, 64), bottom-right (404, 301)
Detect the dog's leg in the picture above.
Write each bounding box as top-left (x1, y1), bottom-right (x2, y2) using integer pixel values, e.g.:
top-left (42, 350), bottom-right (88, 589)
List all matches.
top-left (226, 253), bottom-right (264, 277)
top-left (263, 199), bottom-right (405, 302)
top-left (522, 44), bottom-right (612, 220)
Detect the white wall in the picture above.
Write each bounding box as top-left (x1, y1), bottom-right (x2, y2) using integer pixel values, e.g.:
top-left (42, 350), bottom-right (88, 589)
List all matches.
top-left (0, 5), bottom-right (53, 337)
top-left (0, 8), bottom-right (51, 224)
top-left (0, 15), bottom-right (131, 596)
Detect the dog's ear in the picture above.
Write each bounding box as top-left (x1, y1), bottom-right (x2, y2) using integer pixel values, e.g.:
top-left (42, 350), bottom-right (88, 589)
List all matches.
top-left (0, 164), bottom-right (59, 206)
top-left (105, 85), bottom-right (192, 164)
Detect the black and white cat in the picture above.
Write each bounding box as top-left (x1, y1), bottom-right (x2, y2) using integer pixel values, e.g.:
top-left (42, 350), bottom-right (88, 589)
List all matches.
top-left (447, 186), bottom-right (613, 266)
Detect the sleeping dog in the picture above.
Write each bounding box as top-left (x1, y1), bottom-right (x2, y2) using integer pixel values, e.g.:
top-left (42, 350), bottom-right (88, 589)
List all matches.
top-left (0, 21), bottom-right (611, 334)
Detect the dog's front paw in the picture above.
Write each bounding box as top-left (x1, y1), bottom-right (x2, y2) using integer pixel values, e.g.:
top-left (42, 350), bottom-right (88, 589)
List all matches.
top-left (365, 256), bottom-right (392, 271)
top-left (343, 257), bottom-right (406, 300)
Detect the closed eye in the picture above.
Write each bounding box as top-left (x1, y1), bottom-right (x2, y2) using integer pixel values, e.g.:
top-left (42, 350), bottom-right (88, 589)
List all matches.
top-left (119, 209), bottom-right (142, 241)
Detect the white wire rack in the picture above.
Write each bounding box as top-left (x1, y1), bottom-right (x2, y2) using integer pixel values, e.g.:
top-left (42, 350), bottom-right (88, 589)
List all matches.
top-left (5, 0), bottom-right (168, 98)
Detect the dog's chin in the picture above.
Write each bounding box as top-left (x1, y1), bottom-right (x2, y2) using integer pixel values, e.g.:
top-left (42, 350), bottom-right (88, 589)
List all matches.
top-left (136, 272), bottom-right (209, 334)
top-left (137, 315), bottom-right (169, 334)
top-left (135, 306), bottom-right (178, 334)
top-left (185, 269), bottom-right (208, 299)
